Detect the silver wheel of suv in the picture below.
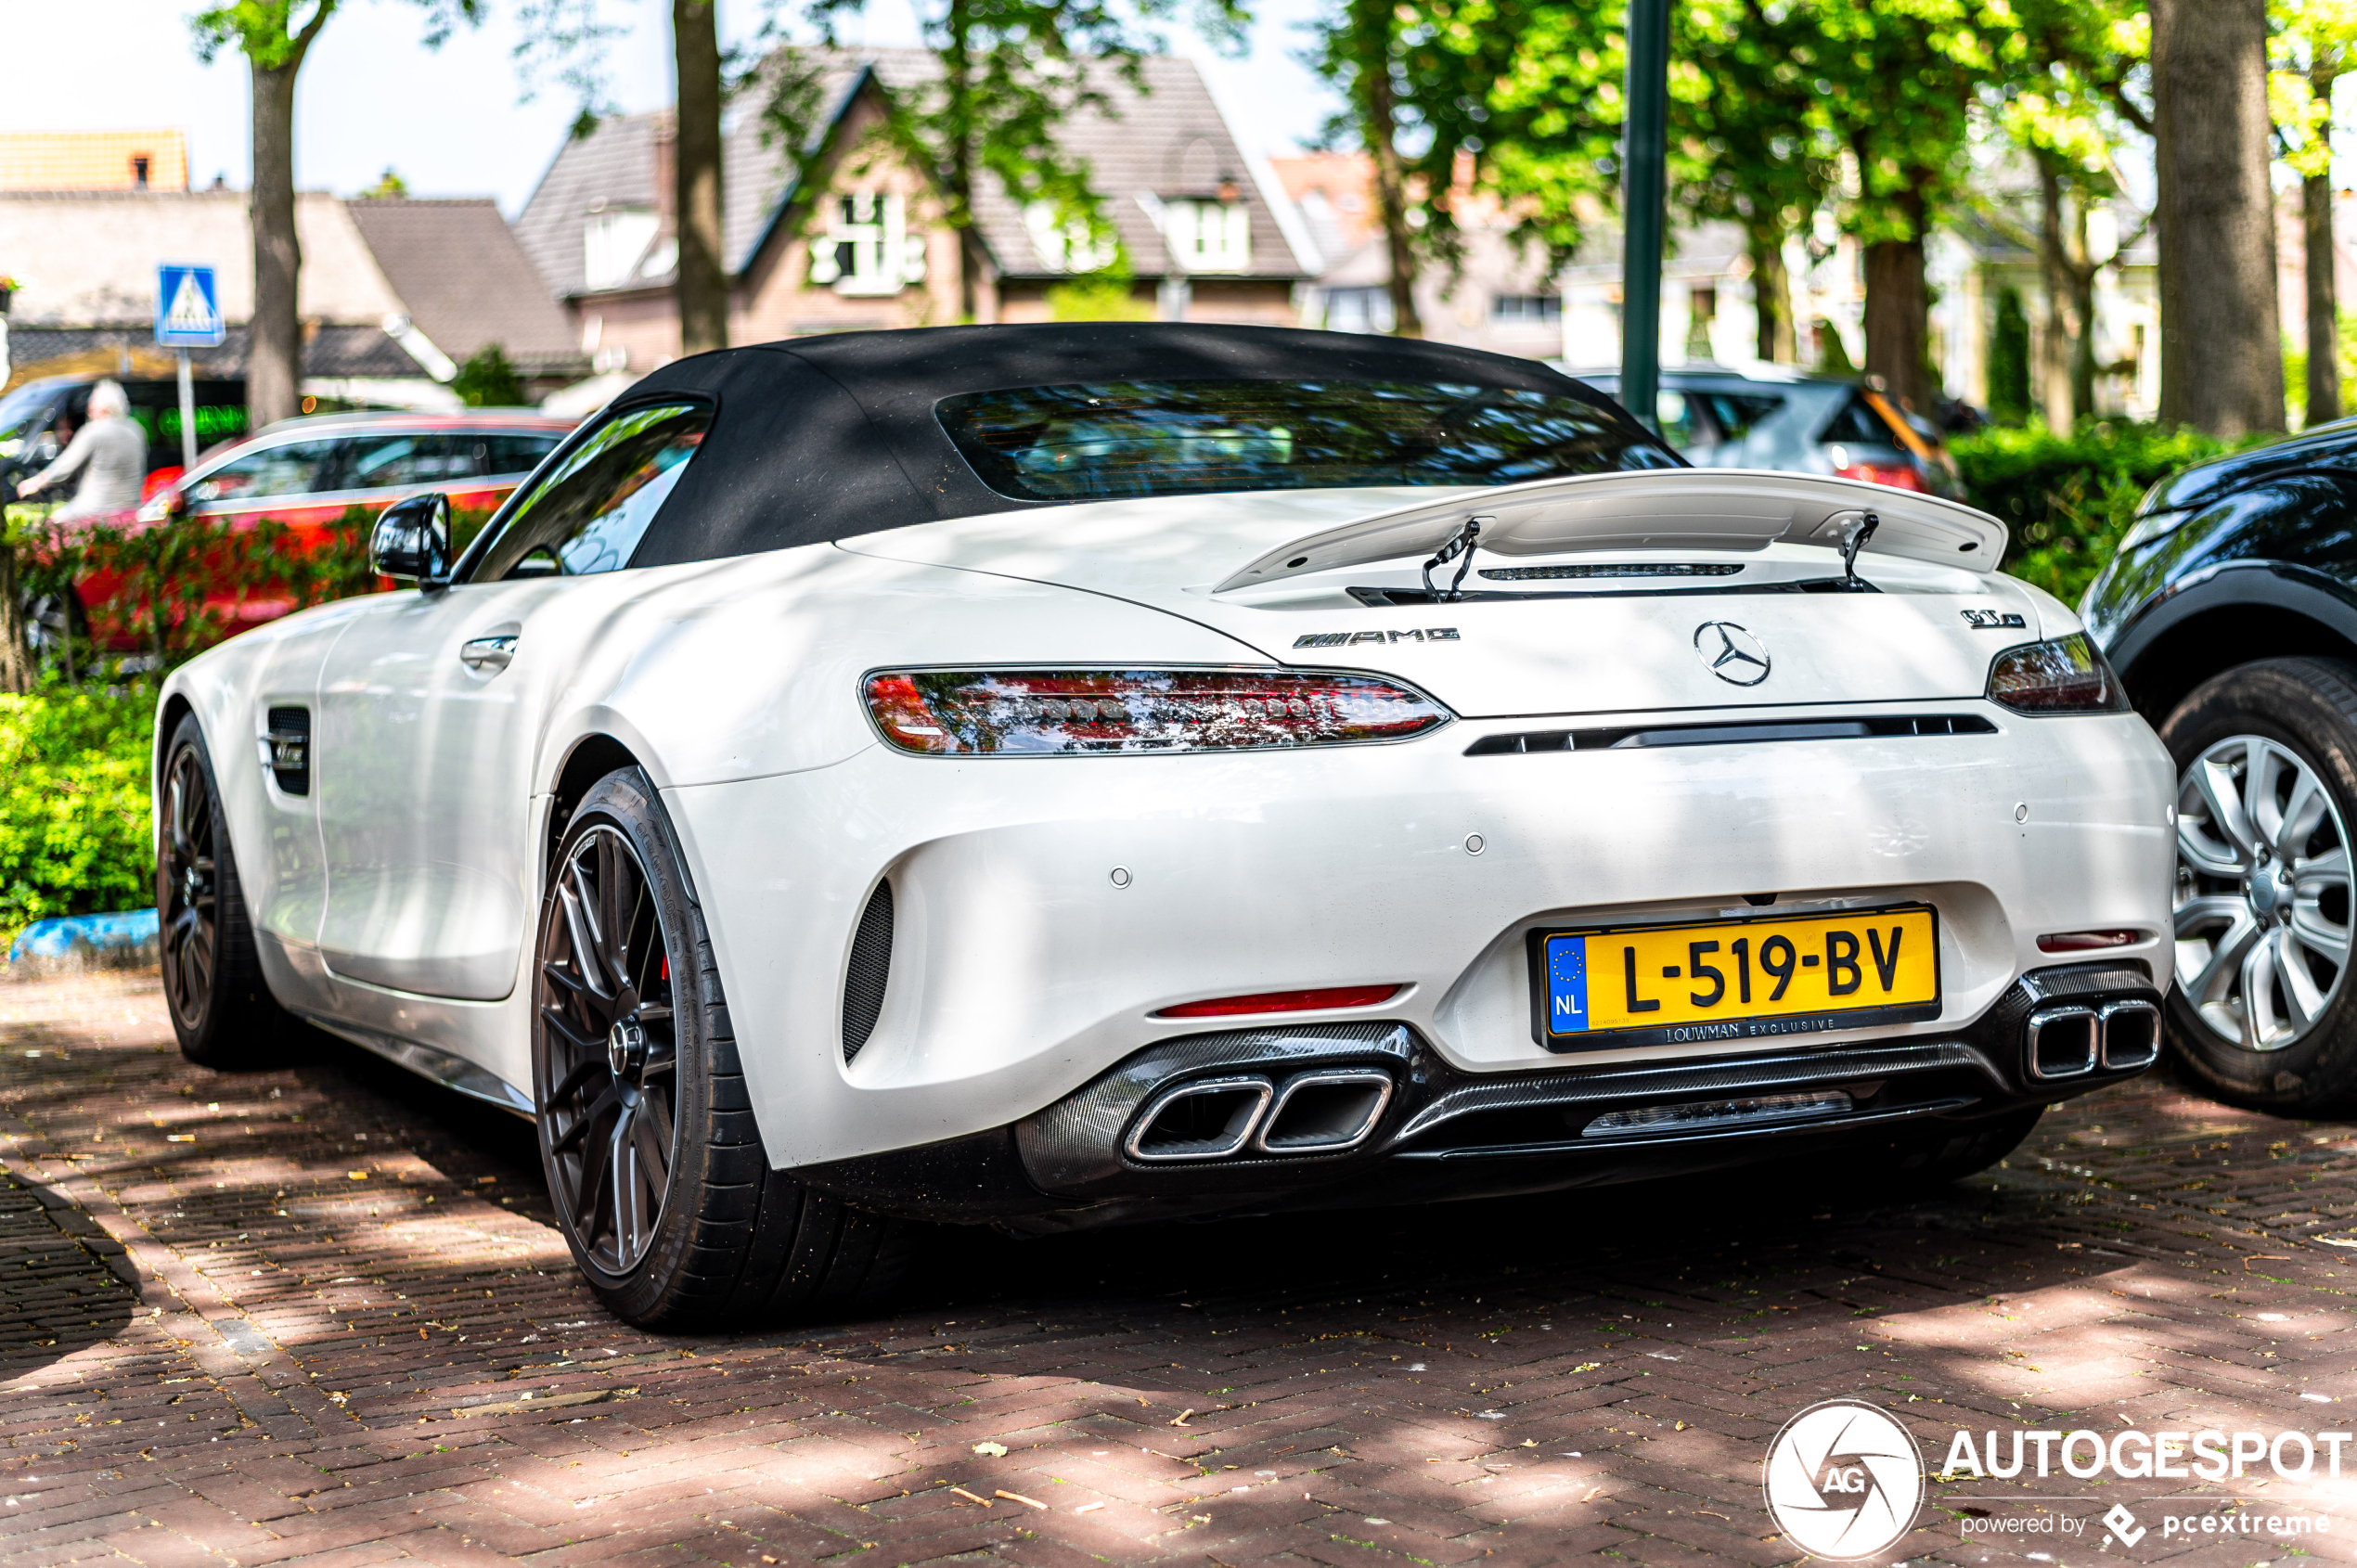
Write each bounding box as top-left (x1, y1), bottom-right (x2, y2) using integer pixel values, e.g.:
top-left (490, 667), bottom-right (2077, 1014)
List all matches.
top-left (2175, 734), bottom-right (2355, 1050)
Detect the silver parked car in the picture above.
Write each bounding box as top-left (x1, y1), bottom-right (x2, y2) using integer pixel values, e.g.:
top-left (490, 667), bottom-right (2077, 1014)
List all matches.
top-left (1565, 362), bottom-right (1964, 499)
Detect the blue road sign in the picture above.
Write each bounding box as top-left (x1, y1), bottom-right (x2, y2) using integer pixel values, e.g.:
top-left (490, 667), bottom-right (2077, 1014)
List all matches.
top-left (155, 264), bottom-right (225, 349)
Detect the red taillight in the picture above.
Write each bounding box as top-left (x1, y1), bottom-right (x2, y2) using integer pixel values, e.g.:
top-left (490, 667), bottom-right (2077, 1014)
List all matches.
top-left (1834, 461), bottom-right (1927, 492)
top-left (1988, 634), bottom-right (2131, 714)
top-left (2038, 930), bottom-right (2142, 953)
top-left (1153, 985), bottom-right (1402, 1019)
top-left (864, 668), bottom-right (1452, 755)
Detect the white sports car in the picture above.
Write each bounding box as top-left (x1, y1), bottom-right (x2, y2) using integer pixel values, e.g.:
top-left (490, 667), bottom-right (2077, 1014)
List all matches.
top-left (156, 325), bottom-right (2176, 1327)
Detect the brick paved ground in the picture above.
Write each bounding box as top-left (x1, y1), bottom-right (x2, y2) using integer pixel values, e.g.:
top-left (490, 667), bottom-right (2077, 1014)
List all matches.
top-left (4, 972), bottom-right (2357, 1567)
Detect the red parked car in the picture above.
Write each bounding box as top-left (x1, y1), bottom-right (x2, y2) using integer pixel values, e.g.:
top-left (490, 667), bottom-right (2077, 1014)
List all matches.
top-left (63, 409), bottom-right (576, 648)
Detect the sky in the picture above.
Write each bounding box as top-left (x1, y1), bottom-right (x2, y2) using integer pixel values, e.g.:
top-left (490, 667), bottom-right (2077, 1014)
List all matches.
top-left (0, 0), bottom-right (1340, 215)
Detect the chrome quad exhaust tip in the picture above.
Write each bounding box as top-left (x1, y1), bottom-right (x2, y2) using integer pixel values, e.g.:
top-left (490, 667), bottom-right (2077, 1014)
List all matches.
top-left (2026, 1004), bottom-right (2101, 1080)
top-left (1256, 1069), bottom-right (1394, 1153)
top-left (1125, 1075), bottom-right (1275, 1162)
top-left (2026, 994), bottom-right (2163, 1082)
top-left (1124, 1067), bottom-right (1398, 1162)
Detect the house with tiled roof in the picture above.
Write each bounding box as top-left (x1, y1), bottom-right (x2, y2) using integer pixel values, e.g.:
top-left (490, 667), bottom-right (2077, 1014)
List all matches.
top-left (342, 198), bottom-right (586, 388)
top-left (0, 184), bottom-right (586, 404)
top-left (514, 47), bottom-right (1320, 373)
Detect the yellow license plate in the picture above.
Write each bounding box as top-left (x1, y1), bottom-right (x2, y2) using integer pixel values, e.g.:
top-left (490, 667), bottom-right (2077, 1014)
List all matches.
top-left (1531, 905), bottom-right (1941, 1050)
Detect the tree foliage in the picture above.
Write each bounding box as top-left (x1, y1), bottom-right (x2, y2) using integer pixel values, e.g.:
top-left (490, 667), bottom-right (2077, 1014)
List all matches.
top-left (453, 344), bottom-right (526, 407)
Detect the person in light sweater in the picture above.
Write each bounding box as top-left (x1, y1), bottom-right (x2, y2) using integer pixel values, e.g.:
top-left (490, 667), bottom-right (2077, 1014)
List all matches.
top-left (19, 380), bottom-right (147, 519)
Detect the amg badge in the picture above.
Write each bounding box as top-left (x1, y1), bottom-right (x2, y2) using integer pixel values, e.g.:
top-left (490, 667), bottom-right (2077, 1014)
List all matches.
top-left (1293, 628), bottom-right (1462, 648)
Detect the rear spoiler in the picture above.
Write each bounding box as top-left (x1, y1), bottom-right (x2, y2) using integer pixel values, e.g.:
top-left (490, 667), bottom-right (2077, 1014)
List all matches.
top-left (1210, 469), bottom-right (2008, 595)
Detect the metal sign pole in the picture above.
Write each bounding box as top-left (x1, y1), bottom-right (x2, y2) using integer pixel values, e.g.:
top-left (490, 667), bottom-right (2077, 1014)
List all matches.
top-left (175, 350), bottom-right (197, 470)
top-left (1620, 0), bottom-right (1670, 432)
top-left (154, 264), bottom-right (223, 470)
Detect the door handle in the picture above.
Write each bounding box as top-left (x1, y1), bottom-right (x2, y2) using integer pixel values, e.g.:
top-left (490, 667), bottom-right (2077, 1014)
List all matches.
top-left (459, 635), bottom-right (518, 673)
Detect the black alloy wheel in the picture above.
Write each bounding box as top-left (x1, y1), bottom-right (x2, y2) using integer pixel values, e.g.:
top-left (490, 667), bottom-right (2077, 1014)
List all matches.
top-left (159, 739), bottom-right (219, 1033)
top-left (157, 713), bottom-right (286, 1066)
top-left (537, 822), bottom-right (681, 1276)
top-left (2161, 658), bottom-right (2357, 1113)
top-left (532, 767), bottom-right (913, 1328)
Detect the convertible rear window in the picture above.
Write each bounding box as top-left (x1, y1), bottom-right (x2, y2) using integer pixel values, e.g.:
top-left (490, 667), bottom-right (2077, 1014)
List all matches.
top-left (935, 379), bottom-right (1678, 502)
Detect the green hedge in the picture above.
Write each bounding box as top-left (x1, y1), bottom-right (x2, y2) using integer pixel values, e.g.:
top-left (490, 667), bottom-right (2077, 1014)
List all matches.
top-left (1951, 423), bottom-right (2258, 608)
top-left (0, 688), bottom-right (155, 951)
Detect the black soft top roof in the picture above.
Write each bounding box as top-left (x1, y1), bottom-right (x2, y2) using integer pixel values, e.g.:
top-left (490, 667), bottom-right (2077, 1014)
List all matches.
top-left (614, 323), bottom-right (1652, 568)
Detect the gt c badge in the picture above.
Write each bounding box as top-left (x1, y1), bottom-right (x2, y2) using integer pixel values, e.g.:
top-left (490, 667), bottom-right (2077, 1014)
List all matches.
top-left (1961, 609), bottom-right (2028, 629)
top-left (1694, 621), bottom-right (1771, 686)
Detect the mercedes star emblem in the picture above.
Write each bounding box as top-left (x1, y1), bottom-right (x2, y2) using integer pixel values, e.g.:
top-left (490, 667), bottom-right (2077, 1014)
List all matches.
top-left (1695, 621), bottom-right (1771, 686)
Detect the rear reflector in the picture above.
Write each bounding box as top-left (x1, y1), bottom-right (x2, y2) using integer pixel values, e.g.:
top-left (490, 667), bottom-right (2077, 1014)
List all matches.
top-left (1154, 985), bottom-right (1401, 1019)
top-left (2037, 929), bottom-right (2141, 952)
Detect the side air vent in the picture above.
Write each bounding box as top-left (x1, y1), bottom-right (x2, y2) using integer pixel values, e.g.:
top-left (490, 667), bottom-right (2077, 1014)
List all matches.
top-left (841, 880), bottom-right (895, 1064)
top-left (261, 706), bottom-right (310, 795)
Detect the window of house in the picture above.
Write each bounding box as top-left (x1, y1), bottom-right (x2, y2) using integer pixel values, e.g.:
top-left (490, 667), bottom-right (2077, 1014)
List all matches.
top-left (1322, 287), bottom-right (1395, 335)
top-left (1023, 203), bottom-right (1117, 273)
top-left (131, 155), bottom-right (151, 190)
top-left (583, 207), bottom-right (660, 291)
top-left (1490, 293), bottom-right (1564, 326)
top-left (1163, 200), bottom-right (1251, 272)
top-left (809, 192), bottom-right (927, 297)
top-left (466, 402), bottom-right (711, 581)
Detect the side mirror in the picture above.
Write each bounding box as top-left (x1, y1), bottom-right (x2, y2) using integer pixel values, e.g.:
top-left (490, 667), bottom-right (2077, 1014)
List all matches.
top-left (369, 492), bottom-right (453, 589)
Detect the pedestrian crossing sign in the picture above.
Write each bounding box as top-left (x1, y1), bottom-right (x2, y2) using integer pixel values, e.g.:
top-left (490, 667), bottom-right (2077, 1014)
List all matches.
top-left (154, 264), bottom-right (224, 348)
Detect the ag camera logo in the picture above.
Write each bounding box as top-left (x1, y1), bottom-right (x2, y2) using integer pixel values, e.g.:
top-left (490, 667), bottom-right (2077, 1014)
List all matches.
top-left (1763, 1399), bottom-right (1926, 1560)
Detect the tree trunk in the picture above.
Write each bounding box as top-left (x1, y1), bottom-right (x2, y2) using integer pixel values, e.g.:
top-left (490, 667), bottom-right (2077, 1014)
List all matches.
top-left (248, 59), bottom-right (303, 431)
top-left (2067, 236), bottom-right (2100, 421)
top-left (2308, 66), bottom-right (2341, 427)
top-left (673, 0), bottom-right (728, 355)
top-left (942, 0), bottom-right (983, 322)
top-left (1747, 224), bottom-right (1793, 362)
top-left (1345, 0), bottom-right (1422, 338)
top-left (2153, 0), bottom-right (2285, 435)
top-left (0, 542), bottom-right (30, 695)
top-left (1861, 225), bottom-right (1932, 412)
top-left (2035, 162), bottom-right (2076, 429)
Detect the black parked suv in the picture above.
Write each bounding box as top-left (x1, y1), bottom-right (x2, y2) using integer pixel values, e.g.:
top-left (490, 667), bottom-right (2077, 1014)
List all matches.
top-left (2084, 424), bottom-right (2357, 1114)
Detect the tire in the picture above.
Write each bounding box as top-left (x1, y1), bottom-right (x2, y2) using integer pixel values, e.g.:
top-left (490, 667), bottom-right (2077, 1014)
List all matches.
top-left (2158, 658), bottom-right (2357, 1114)
top-left (533, 767), bottom-right (912, 1330)
top-left (158, 713), bottom-right (291, 1066)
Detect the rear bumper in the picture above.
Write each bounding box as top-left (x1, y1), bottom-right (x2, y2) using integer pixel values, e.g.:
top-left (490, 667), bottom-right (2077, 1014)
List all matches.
top-left (663, 700), bottom-right (2175, 1170)
top-left (801, 961), bottom-right (2161, 1229)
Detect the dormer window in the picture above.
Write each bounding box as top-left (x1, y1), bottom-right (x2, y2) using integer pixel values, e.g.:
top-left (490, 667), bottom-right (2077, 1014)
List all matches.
top-left (808, 192), bottom-right (927, 296)
top-left (1163, 199), bottom-right (1250, 273)
top-left (584, 206), bottom-right (660, 291)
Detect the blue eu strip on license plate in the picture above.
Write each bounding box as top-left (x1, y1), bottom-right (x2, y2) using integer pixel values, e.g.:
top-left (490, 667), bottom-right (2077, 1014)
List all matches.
top-left (1547, 934), bottom-right (1589, 1034)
